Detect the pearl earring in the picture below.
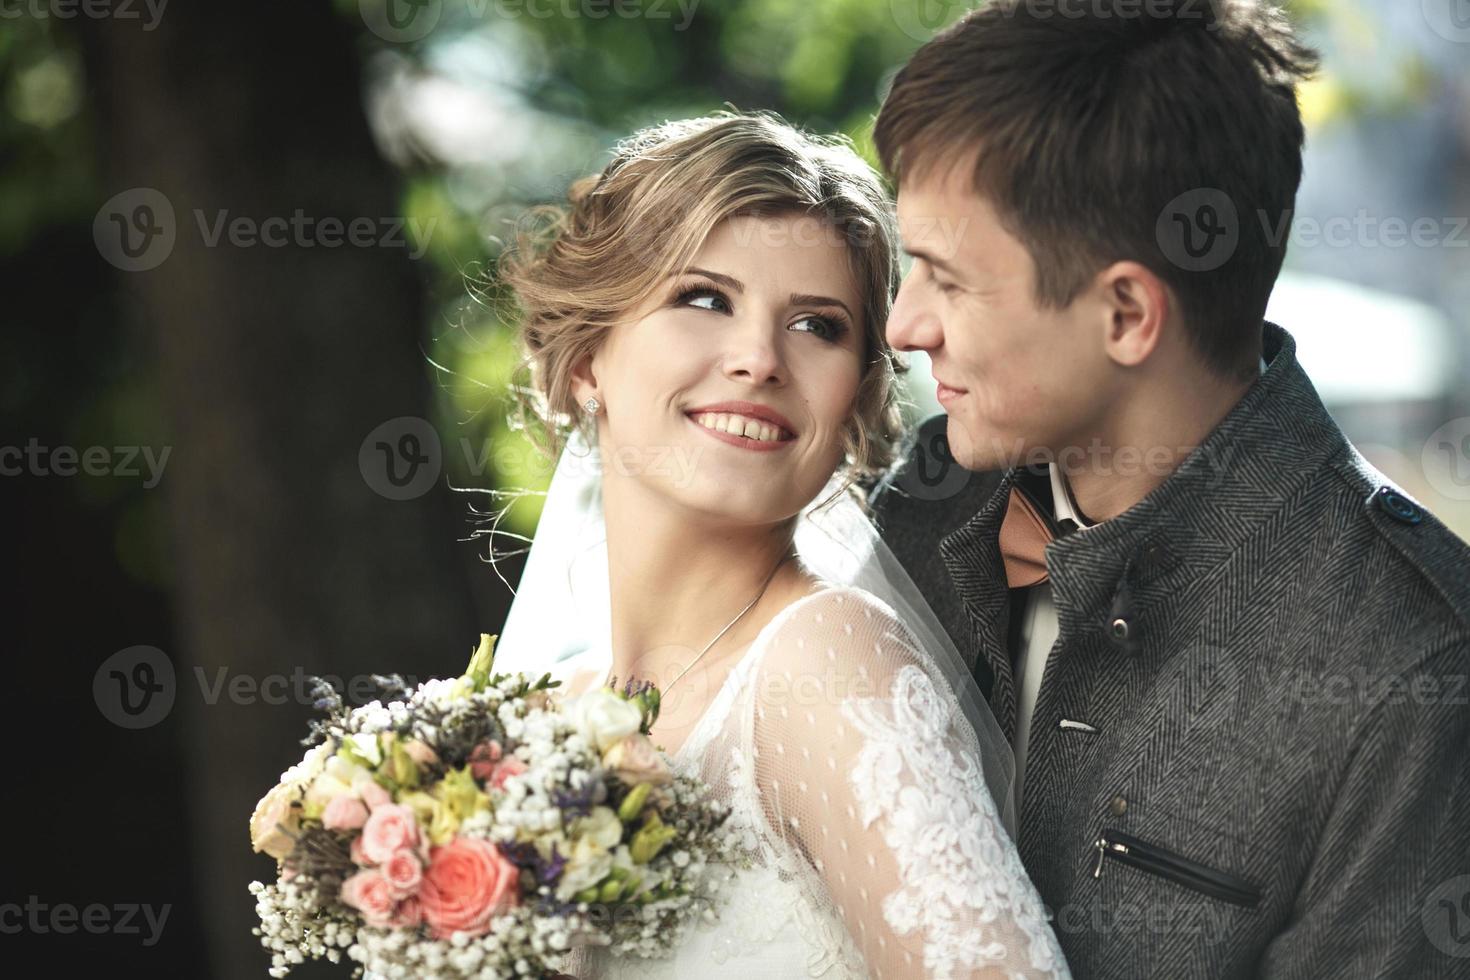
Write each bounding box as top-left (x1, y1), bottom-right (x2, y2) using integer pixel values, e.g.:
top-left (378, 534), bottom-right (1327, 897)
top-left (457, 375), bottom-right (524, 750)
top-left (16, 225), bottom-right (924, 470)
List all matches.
top-left (583, 397), bottom-right (601, 414)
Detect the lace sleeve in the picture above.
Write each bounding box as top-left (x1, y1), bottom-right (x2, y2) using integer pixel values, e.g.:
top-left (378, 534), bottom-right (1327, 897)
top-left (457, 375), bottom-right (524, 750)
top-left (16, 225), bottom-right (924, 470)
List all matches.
top-left (744, 587), bottom-right (1069, 980)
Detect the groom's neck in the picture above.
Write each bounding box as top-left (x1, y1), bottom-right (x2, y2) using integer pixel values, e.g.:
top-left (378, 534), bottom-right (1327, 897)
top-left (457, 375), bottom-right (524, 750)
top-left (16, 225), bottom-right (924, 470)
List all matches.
top-left (1058, 360), bottom-right (1256, 524)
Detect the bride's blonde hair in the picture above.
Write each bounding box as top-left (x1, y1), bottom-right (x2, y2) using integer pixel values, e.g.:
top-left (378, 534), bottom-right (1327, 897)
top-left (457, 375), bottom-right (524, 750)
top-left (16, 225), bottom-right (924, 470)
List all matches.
top-left (498, 110), bottom-right (908, 489)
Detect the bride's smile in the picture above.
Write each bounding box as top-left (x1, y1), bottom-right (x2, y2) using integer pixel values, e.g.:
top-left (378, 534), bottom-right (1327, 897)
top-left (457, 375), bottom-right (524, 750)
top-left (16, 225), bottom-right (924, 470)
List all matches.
top-left (686, 400), bottom-right (797, 449)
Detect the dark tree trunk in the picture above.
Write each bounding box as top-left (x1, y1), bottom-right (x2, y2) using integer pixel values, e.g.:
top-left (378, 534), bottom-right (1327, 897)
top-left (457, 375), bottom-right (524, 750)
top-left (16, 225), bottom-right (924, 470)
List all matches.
top-left (74, 6), bottom-right (488, 976)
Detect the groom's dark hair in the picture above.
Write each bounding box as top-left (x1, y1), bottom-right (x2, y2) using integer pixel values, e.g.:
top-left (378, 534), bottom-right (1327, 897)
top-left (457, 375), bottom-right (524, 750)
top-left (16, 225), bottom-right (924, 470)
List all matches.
top-left (874, 0), bottom-right (1319, 380)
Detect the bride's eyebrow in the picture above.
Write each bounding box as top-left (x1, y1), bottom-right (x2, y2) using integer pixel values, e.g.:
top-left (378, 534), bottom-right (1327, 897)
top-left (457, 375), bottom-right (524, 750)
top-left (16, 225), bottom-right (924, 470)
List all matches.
top-left (677, 267), bottom-right (744, 293)
top-left (677, 268), bottom-right (853, 320)
top-left (789, 293), bottom-right (854, 321)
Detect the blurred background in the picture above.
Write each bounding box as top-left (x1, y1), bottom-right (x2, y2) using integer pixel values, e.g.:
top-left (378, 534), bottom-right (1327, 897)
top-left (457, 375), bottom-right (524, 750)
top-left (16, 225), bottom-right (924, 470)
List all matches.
top-left (4, 0), bottom-right (1467, 975)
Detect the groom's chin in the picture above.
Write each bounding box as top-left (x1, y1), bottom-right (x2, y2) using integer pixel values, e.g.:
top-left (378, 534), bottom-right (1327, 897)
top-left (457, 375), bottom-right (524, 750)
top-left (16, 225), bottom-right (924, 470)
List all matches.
top-left (941, 416), bottom-right (1030, 474)
top-left (942, 415), bottom-right (997, 473)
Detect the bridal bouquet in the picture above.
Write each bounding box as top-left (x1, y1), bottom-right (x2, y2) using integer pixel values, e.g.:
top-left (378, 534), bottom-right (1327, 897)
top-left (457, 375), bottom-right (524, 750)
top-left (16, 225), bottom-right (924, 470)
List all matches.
top-left (247, 635), bottom-right (736, 979)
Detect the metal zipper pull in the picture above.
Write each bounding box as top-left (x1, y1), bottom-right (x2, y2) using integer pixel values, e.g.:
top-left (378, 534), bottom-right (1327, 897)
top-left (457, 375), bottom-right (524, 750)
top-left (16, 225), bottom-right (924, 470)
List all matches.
top-left (1092, 836), bottom-right (1129, 878)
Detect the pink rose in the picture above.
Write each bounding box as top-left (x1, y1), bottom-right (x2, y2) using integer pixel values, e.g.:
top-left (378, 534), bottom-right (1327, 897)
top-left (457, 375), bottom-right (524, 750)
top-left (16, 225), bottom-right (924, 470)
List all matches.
top-left (340, 870), bottom-right (396, 928)
top-left (358, 781), bottom-right (392, 811)
top-left (603, 733), bottom-right (672, 786)
top-left (402, 739), bottom-right (439, 768)
top-left (418, 838), bottom-right (519, 939)
top-left (488, 757), bottom-right (527, 790)
top-left (388, 895), bottom-right (423, 929)
top-left (383, 849), bottom-right (424, 899)
top-left (350, 834), bottom-right (370, 867)
top-left (322, 794), bottom-right (369, 831)
top-left (467, 741), bottom-right (503, 783)
top-left (361, 804), bottom-right (424, 865)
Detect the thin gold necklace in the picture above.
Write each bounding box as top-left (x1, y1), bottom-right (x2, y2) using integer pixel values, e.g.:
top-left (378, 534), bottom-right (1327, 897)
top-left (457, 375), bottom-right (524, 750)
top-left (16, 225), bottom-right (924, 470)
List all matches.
top-left (612, 549), bottom-right (793, 694)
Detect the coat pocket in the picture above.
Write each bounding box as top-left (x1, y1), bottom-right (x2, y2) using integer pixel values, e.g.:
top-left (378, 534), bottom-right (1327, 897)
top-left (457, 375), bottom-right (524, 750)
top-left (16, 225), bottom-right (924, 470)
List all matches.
top-left (1092, 827), bottom-right (1263, 908)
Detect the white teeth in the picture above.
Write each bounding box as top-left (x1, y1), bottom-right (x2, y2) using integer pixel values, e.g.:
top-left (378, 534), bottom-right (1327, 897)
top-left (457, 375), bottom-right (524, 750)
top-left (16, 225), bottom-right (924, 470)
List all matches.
top-left (691, 412), bottom-right (786, 443)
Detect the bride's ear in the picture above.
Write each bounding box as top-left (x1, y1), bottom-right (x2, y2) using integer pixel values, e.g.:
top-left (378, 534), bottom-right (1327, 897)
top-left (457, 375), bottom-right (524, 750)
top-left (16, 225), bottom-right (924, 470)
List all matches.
top-left (569, 351), bottom-right (600, 407)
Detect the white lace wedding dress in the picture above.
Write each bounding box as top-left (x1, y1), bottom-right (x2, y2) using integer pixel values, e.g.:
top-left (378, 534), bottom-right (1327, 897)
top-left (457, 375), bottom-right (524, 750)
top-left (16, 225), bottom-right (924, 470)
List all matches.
top-left (554, 582), bottom-right (1069, 980)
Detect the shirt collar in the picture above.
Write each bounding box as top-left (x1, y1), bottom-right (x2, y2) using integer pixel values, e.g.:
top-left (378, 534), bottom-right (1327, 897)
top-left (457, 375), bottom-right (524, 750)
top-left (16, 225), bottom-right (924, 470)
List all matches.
top-left (1047, 462), bottom-right (1092, 529)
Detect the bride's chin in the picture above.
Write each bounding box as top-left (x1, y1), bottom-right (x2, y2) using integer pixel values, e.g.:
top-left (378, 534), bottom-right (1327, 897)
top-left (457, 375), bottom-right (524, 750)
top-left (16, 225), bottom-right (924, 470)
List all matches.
top-left (658, 482), bottom-right (804, 528)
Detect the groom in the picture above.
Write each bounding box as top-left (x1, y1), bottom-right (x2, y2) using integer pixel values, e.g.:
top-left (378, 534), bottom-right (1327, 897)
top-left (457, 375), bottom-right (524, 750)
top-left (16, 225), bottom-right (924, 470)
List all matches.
top-left (868, 2), bottom-right (1470, 977)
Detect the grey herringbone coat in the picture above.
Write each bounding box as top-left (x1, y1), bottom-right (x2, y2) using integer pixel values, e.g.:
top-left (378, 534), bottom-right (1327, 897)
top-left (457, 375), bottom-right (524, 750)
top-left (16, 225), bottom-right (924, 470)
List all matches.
top-left (869, 322), bottom-right (1470, 979)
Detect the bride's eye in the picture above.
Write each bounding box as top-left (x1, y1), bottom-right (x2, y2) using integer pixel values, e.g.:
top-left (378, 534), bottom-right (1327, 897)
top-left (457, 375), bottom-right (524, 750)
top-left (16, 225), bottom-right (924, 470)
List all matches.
top-left (675, 286), bottom-right (731, 314)
top-left (791, 313), bottom-right (849, 344)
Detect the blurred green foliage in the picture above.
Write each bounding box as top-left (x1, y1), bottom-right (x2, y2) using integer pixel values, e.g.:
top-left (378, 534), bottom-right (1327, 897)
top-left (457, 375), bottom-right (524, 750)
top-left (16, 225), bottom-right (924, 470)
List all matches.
top-left (376, 0), bottom-right (1381, 538)
top-left (1, 0), bottom-right (1452, 563)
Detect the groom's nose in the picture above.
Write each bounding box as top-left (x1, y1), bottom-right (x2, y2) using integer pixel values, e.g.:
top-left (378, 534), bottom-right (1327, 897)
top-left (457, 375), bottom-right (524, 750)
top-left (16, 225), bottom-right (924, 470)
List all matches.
top-left (887, 275), bottom-right (942, 353)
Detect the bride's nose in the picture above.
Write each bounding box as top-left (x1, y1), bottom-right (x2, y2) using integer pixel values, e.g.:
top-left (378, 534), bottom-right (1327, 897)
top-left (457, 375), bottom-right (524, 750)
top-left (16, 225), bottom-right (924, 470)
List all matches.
top-left (720, 317), bottom-right (786, 386)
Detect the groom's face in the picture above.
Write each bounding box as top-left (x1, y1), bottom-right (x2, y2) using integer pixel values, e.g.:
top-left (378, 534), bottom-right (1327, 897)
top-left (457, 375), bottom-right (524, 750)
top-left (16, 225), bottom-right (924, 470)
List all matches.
top-left (889, 159), bottom-right (1115, 472)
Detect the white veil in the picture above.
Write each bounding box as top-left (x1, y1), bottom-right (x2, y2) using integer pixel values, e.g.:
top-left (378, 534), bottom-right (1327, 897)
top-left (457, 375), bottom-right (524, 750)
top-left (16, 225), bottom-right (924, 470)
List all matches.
top-left (493, 427), bottom-right (1018, 836)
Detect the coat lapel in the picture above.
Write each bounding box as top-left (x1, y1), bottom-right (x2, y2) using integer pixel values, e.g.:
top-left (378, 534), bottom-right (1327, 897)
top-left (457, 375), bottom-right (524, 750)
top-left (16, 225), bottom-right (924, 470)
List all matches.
top-left (940, 469), bottom-right (1020, 742)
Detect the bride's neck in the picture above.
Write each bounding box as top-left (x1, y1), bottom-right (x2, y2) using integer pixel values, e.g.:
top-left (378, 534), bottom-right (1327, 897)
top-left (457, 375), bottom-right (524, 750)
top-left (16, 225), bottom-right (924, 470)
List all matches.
top-left (600, 474), bottom-right (809, 682)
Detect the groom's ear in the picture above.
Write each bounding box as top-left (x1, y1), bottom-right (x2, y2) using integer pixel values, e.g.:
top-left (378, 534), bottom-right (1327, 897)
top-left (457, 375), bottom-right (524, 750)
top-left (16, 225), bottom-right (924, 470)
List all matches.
top-left (1097, 261), bottom-right (1170, 369)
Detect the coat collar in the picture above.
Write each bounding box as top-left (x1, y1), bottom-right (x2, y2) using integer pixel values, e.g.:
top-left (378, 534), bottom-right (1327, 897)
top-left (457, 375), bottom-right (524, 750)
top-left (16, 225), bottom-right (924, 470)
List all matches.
top-left (939, 322), bottom-right (1346, 736)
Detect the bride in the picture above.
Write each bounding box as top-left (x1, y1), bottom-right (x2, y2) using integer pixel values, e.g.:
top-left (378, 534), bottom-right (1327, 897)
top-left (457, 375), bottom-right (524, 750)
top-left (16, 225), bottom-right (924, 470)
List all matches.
top-left (489, 111), bottom-right (1068, 979)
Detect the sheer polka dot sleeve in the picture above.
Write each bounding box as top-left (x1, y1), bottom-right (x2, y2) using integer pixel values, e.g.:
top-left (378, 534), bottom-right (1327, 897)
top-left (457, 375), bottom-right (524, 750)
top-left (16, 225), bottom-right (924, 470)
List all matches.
top-left (742, 588), bottom-right (1069, 979)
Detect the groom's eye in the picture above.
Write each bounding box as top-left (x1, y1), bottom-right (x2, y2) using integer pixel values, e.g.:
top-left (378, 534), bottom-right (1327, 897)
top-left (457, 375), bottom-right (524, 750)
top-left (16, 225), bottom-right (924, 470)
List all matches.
top-left (675, 286), bottom-right (732, 314)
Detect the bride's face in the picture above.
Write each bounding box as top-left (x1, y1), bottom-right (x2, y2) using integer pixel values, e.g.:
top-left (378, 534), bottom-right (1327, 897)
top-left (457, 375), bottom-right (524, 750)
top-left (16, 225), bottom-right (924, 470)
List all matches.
top-left (577, 212), bottom-right (866, 525)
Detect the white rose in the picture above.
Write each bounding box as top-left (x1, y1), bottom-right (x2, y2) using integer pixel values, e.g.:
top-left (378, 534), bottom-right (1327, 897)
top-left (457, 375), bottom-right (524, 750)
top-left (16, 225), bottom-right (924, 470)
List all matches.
top-left (576, 806), bottom-right (624, 850)
top-left (285, 742), bottom-right (333, 786)
top-left (556, 835), bottom-right (615, 902)
top-left (346, 731), bottom-right (384, 767)
top-left (304, 754), bottom-right (374, 812)
top-left (570, 689), bottom-right (643, 753)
